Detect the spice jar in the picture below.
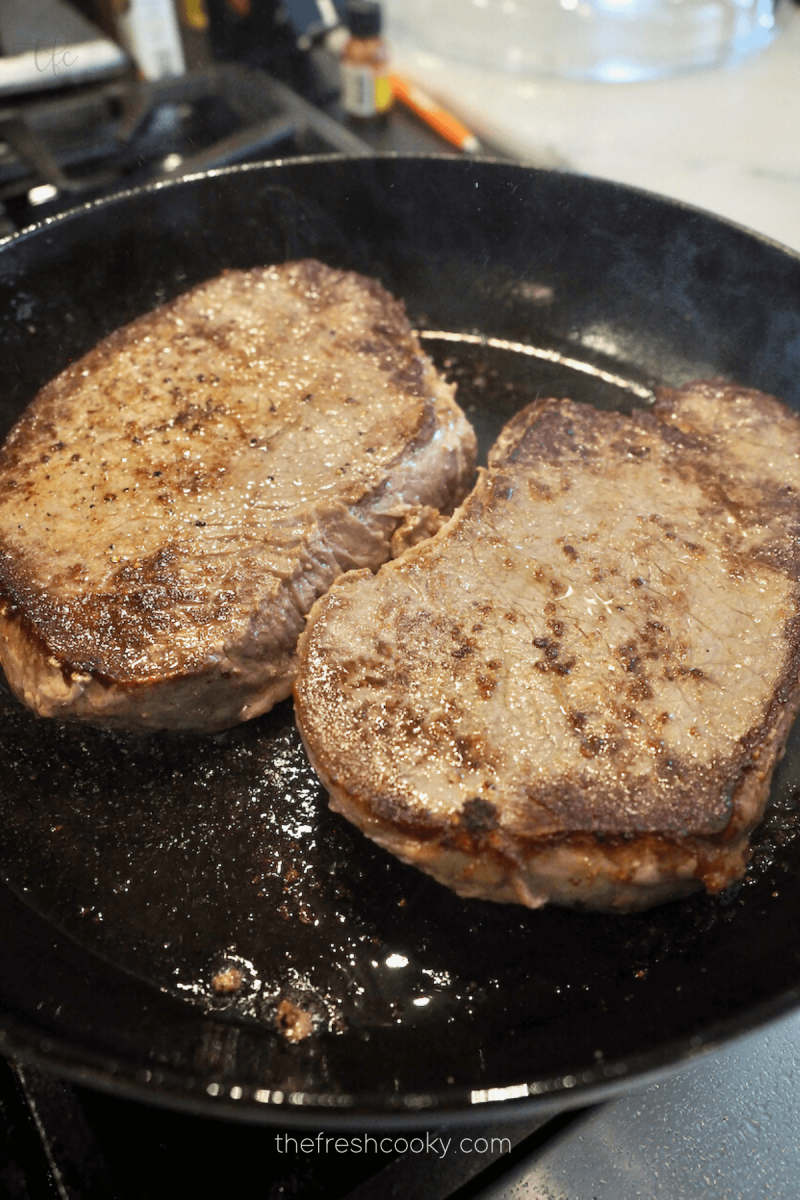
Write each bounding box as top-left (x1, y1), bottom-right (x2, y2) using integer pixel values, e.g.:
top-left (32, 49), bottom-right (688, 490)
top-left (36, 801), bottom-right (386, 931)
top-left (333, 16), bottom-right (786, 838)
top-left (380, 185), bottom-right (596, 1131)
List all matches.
top-left (340, 0), bottom-right (393, 121)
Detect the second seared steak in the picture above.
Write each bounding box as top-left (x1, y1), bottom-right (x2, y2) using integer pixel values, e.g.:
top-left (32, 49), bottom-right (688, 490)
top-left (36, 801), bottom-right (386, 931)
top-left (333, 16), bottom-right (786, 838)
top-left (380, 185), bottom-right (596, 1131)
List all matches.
top-left (0, 261), bottom-right (476, 733)
top-left (295, 382), bottom-right (800, 912)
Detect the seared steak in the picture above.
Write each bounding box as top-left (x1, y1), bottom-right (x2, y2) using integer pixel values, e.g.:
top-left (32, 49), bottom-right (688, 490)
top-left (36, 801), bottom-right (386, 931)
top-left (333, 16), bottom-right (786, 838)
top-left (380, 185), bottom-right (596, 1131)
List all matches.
top-left (0, 261), bottom-right (476, 733)
top-left (294, 382), bottom-right (800, 912)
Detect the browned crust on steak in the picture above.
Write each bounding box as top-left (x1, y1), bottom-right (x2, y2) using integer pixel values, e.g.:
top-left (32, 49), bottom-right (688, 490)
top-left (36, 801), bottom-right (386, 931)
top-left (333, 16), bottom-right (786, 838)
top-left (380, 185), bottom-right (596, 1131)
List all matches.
top-left (0, 261), bottom-right (476, 732)
top-left (294, 381), bottom-right (800, 911)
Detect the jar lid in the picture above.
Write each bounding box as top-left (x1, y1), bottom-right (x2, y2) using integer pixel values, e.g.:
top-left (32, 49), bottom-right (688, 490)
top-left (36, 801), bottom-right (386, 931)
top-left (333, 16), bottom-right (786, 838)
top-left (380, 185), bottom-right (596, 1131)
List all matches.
top-left (345, 0), bottom-right (382, 38)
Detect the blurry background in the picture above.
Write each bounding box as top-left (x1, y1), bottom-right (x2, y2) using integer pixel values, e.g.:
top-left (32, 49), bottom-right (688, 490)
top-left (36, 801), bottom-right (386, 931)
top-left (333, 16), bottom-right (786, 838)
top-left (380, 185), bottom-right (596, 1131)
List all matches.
top-left (384, 0), bottom-right (800, 252)
top-left (0, 0), bottom-right (796, 247)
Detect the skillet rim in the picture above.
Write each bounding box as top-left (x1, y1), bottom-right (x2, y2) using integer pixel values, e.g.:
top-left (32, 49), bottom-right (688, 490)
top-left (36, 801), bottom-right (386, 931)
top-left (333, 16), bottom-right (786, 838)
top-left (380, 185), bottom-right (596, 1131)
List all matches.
top-left (1, 976), bottom-right (799, 1128)
top-left (1, 153), bottom-right (800, 1124)
top-left (3, 149), bottom-right (800, 266)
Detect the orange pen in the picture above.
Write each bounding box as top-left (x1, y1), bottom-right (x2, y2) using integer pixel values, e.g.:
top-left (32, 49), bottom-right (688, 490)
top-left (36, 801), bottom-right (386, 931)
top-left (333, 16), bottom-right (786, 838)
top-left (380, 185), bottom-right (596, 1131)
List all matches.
top-left (389, 74), bottom-right (481, 154)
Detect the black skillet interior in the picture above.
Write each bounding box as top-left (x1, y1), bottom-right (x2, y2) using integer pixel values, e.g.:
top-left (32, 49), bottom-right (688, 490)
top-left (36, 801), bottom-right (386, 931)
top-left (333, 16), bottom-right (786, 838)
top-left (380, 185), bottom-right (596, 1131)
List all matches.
top-left (1, 156), bottom-right (800, 1125)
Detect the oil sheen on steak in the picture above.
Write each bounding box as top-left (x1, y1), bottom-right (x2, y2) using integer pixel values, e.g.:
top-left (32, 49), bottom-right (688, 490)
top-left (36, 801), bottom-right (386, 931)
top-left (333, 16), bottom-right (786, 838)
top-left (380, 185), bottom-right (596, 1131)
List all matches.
top-left (0, 261), bottom-right (476, 733)
top-left (294, 382), bottom-right (800, 912)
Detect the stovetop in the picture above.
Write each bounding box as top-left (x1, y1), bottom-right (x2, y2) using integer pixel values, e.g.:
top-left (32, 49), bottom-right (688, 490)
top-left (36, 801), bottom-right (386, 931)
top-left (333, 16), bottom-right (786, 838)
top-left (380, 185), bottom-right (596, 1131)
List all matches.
top-left (0, 63), bottom-right (371, 235)
top-left (0, 54), bottom-right (458, 236)
top-left (1, 38), bottom-right (799, 1200)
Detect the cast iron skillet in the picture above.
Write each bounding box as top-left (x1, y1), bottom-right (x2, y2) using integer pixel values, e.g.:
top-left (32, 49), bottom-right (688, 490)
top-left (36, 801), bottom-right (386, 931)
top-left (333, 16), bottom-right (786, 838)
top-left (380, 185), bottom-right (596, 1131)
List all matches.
top-left (1, 155), bottom-right (800, 1128)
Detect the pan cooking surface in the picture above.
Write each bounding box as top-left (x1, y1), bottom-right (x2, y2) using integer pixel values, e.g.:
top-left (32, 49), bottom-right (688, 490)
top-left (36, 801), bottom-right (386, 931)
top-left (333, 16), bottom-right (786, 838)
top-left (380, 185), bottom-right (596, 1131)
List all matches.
top-left (1, 338), bottom-right (800, 1111)
top-left (0, 339), bottom-right (660, 1030)
top-left (2, 157), bottom-right (800, 1121)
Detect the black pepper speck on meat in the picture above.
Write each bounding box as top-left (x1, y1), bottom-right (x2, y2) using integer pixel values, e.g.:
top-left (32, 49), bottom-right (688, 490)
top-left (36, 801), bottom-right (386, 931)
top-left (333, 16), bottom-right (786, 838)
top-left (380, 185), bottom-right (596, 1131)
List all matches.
top-left (0, 261), bottom-right (476, 732)
top-left (295, 382), bottom-right (800, 912)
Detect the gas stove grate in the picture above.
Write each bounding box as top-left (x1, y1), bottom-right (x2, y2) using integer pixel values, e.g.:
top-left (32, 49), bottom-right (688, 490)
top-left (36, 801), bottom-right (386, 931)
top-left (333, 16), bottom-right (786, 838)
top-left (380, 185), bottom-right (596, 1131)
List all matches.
top-left (0, 62), bottom-right (371, 235)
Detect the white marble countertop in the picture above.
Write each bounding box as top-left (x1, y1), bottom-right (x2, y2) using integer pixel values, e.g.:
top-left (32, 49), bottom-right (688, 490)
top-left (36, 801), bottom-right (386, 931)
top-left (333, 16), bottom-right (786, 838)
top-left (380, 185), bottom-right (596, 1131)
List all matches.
top-left (388, 2), bottom-right (800, 254)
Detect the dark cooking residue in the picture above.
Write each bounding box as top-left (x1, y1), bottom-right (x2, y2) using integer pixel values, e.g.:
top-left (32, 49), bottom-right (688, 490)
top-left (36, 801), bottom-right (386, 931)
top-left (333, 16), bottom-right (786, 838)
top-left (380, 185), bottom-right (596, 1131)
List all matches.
top-left (1, 664), bottom-right (799, 1059)
top-left (276, 998), bottom-right (314, 1043)
top-left (0, 680), bottom-right (538, 1038)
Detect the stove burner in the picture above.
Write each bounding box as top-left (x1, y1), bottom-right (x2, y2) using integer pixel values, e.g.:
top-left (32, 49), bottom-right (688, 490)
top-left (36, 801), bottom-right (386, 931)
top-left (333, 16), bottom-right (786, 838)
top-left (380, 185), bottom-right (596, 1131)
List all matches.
top-left (0, 63), bottom-right (371, 234)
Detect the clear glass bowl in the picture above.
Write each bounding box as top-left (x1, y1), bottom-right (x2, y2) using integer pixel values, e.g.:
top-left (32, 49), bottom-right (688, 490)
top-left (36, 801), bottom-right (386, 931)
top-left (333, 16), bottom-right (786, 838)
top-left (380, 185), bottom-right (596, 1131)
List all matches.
top-left (386, 0), bottom-right (778, 82)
